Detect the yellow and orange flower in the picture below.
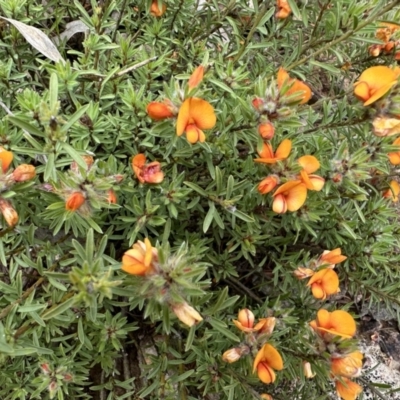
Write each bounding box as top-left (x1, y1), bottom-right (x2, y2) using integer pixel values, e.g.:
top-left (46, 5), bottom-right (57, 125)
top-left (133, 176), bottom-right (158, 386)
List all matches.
top-left (276, 0), bottom-right (291, 19)
top-left (0, 147), bottom-right (13, 173)
top-left (373, 116), bottom-right (400, 137)
top-left (132, 154), bottom-right (164, 184)
top-left (388, 137), bottom-right (400, 164)
top-left (150, 0), bottom-right (166, 17)
top-left (309, 309), bottom-right (356, 340)
top-left (307, 268), bottom-right (340, 300)
top-left (121, 238), bottom-right (157, 276)
top-left (233, 308), bottom-right (255, 332)
top-left (172, 302), bottom-right (203, 327)
top-left (272, 180), bottom-right (307, 213)
top-left (65, 192), bottom-right (86, 211)
top-left (353, 66), bottom-right (400, 106)
top-left (298, 155), bottom-right (325, 191)
top-left (383, 180), bottom-right (400, 202)
top-left (277, 68), bottom-right (312, 105)
top-left (261, 395), bottom-right (273, 400)
top-left (335, 377), bottom-right (363, 400)
top-left (147, 100), bottom-right (176, 120)
top-left (176, 97), bottom-right (216, 143)
top-left (254, 139), bottom-right (292, 164)
top-left (331, 351), bottom-right (363, 378)
top-left (255, 317), bottom-right (276, 335)
top-left (319, 248), bottom-right (347, 268)
top-left (258, 175), bottom-right (279, 194)
top-left (258, 121), bottom-right (275, 140)
top-left (188, 65), bottom-right (204, 90)
top-left (253, 343), bottom-right (284, 384)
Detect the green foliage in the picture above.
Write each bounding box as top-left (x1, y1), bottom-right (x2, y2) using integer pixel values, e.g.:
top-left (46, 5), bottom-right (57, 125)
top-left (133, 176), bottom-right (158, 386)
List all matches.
top-left (0, 0), bottom-right (399, 399)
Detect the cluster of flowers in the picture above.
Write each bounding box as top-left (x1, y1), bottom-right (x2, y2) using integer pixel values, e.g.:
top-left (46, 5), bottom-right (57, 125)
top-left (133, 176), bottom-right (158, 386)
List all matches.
top-left (0, 147), bottom-right (36, 227)
top-left (353, 64), bottom-right (400, 202)
top-left (43, 156), bottom-right (121, 214)
top-left (121, 238), bottom-right (203, 327)
top-left (252, 69), bottom-right (324, 213)
top-left (369, 22), bottom-right (400, 60)
top-left (223, 308), bottom-right (362, 400)
top-left (294, 248), bottom-right (347, 300)
top-left (310, 309), bottom-right (362, 400)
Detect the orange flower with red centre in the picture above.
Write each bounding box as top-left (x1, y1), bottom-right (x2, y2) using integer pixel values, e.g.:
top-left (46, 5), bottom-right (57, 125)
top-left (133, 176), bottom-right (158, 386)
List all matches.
top-left (335, 377), bottom-right (363, 400)
top-left (310, 309), bottom-right (356, 339)
top-left (277, 68), bottom-right (312, 105)
top-left (319, 248), bottom-right (347, 267)
top-left (298, 155), bottom-right (325, 191)
top-left (0, 147), bottom-right (13, 173)
top-left (353, 66), bottom-right (400, 106)
top-left (121, 238), bottom-right (158, 276)
top-left (307, 268), bottom-right (340, 300)
top-left (272, 181), bottom-right (307, 213)
top-left (253, 343), bottom-right (283, 384)
top-left (65, 192), bottom-right (86, 211)
top-left (276, 0), bottom-right (291, 19)
top-left (147, 100), bottom-right (176, 120)
top-left (254, 139), bottom-right (292, 164)
top-left (150, 0), bottom-right (166, 17)
top-left (176, 97), bottom-right (216, 144)
top-left (383, 180), bottom-right (400, 202)
top-left (258, 175), bottom-right (279, 194)
top-left (388, 137), bottom-right (400, 164)
top-left (132, 154), bottom-right (164, 184)
top-left (331, 351), bottom-right (363, 378)
top-left (188, 65), bottom-right (204, 90)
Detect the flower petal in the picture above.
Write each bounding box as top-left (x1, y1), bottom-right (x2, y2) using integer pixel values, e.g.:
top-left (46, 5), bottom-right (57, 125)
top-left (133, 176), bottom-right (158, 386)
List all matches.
top-left (188, 98), bottom-right (216, 130)
top-left (286, 183), bottom-right (307, 211)
top-left (298, 155), bottom-right (320, 174)
top-left (176, 99), bottom-right (191, 136)
top-left (275, 139), bottom-right (292, 159)
top-left (257, 362), bottom-right (276, 384)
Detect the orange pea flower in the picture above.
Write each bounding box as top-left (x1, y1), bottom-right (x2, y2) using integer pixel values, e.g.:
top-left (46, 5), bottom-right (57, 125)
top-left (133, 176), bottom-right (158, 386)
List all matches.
top-left (276, 0), bottom-right (291, 19)
top-left (132, 154), bottom-right (164, 184)
top-left (121, 238), bottom-right (157, 276)
top-left (253, 343), bottom-right (284, 384)
top-left (335, 377), bottom-right (363, 400)
top-left (319, 248), bottom-right (347, 267)
top-left (65, 192), bottom-right (86, 211)
top-left (353, 66), bottom-right (400, 106)
top-left (233, 308), bottom-right (255, 332)
top-left (331, 351), bottom-right (363, 378)
top-left (254, 139), bottom-right (292, 164)
top-left (188, 65), bottom-right (204, 90)
top-left (12, 164), bottom-right (36, 182)
top-left (298, 155), bottom-right (325, 191)
top-left (307, 268), bottom-right (340, 300)
top-left (373, 116), bottom-right (400, 137)
top-left (150, 0), bottom-right (166, 17)
top-left (0, 147), bottom-right (13, 173)
top-left (258, 121), bottom-right (275, 140)
top-left (383, 180), bottom-right (400, 202)
top-left (176, 97), bottom-right (216, 143)
top-left (272, 181), bottom-right (307, 213)
top-left (309, 309), bottom-right (356, 340)
top-left (255, 317), bottom-right (276, 335)
top-left (277, 68), bottom-right (312, 105)
top-left (147, 100), bottom-right (176, 120)
top-left (388, 137), bottom-right (400, 164)
top-left (261, 395), bottom-right (273, 400)
top-left (258, 175), bottom-right (279, 194)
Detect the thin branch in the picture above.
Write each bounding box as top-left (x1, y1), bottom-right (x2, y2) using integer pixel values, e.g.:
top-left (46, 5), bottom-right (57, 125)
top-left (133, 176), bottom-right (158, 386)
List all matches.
top-left (113, 57), bottom-right (158, 78)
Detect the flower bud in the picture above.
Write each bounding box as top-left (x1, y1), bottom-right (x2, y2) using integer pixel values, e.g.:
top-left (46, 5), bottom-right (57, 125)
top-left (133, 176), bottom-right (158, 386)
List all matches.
top-left (251, 97), bottom-right (264, 112)
top-left (258, 122), bottom-right (275, 140)
top-left (0, 198), bottom-right (18, 227)
top-left (150, 0), bottom-right (166, 17)
top-left (172, 302), bottom-right (203, 327)
top-left (255, 317), bottom-right (276, 335)
top-left (261, 394), bottom-right (273, 400)
top-left (70, 156), bottom-right (94, 173)
top-left (12, 164), bottom-right (36, 182)
top-left (147, 101), bottom-right (175, 120)
top-left (303, 361), bottom-right (316, 378)
top-left (65, 192), bottom-right (86, 211)
top-left (107, 189), bottom-right (117, 204)
top-left (293, 267), bottom-right (314, 280)
top-left (188, 65), bottom-right (204, 90)
top-left (0, 147), bottom-right (13, 173)
top-left (222, 347), bottom-right (243, 363)
top-left (258, 176), bottom-right (279, 194)
top-left (237, 308), bottom-right (255, 329)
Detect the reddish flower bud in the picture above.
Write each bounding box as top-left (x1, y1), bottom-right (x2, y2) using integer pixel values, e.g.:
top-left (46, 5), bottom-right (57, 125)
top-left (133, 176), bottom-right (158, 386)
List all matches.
top-left (150, 0), bottom-right (166, 17)
top-left (65, 192), bottom-right (86, 211)
top-left (252, 97), bottom-right (264, 111)
top-left (258, 122), bottom-right (275, 140)
top-left (147, 101), bottom-right (175, 120)
top-left (107, 189), bottom-right (117, 204)
top-left (188, 65), bottom-right (205, 90)
top-left (12, 164), bottom-right (36, 182)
